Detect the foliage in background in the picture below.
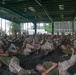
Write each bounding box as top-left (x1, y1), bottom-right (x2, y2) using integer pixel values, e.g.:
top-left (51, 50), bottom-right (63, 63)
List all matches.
top-left (7, 22), bottom-right (22, 35)
top-left (0, 29), bottom-right (6, 35)
top-left (43, 23), bottom-right (52, 33)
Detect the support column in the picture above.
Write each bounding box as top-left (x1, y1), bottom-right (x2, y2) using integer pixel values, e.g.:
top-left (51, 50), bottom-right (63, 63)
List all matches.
top-left (14, 23), bottom-right (21, 35)
top-left (72, 21), bottom-right (74, 32)
top-left (27, 23), bottom-right (29, 34)
top-left (17, 23), bottom-right (21, 35)
top-left (34, 22), bottom-right (37, 34)
top-left (5, 20), bottom-right (6, 34)
top-left (1, 18), bottom-right (2, 35)
top-left (52, 22), bottom-right (54, 35)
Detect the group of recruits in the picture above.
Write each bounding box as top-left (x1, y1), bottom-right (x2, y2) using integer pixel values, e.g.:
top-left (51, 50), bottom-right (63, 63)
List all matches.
top-left (0, 33), bottom-right (76, 75)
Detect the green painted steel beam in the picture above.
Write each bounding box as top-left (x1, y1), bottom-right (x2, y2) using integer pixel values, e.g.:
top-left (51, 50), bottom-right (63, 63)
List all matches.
top-left (0, 14), bottom-right (19, 23)
top-left (34, 22), bottom-right (37, 34)
top-left (72, 21), bottom-right (74, 32)
top-left (34, 0), bottom-right (53, 23)
top-left (52, 22), bottom-right (54, 34)
top-left (0, 4), bottom-right (33, 23)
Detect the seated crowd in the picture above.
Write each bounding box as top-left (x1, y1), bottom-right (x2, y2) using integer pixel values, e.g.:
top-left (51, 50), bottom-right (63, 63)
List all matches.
top-left (0, 33), bottom-right (76, 75)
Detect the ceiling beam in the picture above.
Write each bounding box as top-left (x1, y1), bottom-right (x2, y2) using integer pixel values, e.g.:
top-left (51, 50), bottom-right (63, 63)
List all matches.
top-left (22, 11), bottom-right (75, 16)
top-left (4, 0), bottom-right (76, 7)
top-left (0, 4), bottom-right (33, 23)
top-left (34, 0), bottom-right (53, 23)
top-left (3, 0), bottom-right (35, 7)
top-left (0, 14), bottom-right (19, 23)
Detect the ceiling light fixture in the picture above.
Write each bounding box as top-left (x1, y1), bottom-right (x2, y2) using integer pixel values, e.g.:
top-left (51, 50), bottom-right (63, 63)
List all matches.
top-left (59, 4), bottom-right (64, 10)
top-left (28, 7), bottom-right (36, 12)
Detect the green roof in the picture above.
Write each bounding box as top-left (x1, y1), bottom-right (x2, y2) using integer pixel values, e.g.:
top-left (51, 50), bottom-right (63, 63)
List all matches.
top-left (0, 0), bottom-right (76, 23)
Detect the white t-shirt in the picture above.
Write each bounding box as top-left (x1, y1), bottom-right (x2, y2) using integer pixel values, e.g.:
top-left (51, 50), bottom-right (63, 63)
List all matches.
top-left (24, 48), bottom-right (31, 55)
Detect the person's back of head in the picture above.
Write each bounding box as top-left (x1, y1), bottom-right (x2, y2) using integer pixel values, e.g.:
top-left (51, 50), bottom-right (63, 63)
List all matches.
top-left (36, 64), bottom-right (45, 73)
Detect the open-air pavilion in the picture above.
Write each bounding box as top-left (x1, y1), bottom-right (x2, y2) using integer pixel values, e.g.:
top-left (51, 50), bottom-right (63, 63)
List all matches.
top-left (0, 1), bottom-right (76, 75)
top-left (0, 0), bottom-right (76, 35)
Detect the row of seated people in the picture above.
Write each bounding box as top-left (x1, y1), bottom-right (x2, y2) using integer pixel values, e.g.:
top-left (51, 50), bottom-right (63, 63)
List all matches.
top-left (0, 33), bottom-right (76, 75)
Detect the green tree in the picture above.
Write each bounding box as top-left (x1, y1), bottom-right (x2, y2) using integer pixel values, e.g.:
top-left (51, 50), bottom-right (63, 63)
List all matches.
top-left (0, 29), bottom-right (6, 35)
top-left (7, 22), bottom-right (22, 35)
top-left (43, 23), bottom-right (52, 33)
